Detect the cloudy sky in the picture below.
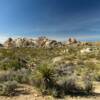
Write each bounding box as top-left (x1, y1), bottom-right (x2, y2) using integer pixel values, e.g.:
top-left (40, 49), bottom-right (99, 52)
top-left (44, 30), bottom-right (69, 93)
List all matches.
top-left (0, 0), bottom-right (100, 42)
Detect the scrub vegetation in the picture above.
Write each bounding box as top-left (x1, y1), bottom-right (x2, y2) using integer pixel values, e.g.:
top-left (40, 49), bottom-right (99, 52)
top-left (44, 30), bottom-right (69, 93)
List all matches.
top-left (0, 44), bottom-right (99, 99)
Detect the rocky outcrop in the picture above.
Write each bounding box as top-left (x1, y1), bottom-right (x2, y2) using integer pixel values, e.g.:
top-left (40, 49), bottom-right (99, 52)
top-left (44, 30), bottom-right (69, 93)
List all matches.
top-left (3, 37), bottom-right (64, 48)
top-left (36, 36), bottom-right (49, 47)
top-left (4, 38), bottom-right (15, 48)
top-left (67, 37), bottom-right (78, 44)
top-left (0, 43), bottom-right (3, 47)
top-left (35, 36), bottom-right (62, 48)
top-left (15, 38), bottom-right (36, 48)
top-left (2, 37), bottom-right (83, 48)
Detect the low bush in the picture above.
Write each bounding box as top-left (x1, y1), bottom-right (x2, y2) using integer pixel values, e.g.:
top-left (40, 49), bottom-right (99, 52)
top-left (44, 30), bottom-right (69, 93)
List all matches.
top-left (0, 68), bottom-right (32, 84)
top-left (95, 73), bottom-right (100, 81)
top-left (0, 57), bottom-right (27, 70)
top-left (32, 62), bottom-right (95, 98)
top-left (54, 75), bottom-right (82, 97)
top-left (33, 63), bottom-right (56, 95)
top-left (83, 73), bottom-right (94, 94)
top-left (0, 81), bottom-right (18, 96)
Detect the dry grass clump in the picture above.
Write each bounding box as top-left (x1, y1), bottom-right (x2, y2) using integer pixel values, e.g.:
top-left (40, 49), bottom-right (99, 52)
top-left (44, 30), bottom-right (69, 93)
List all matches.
top-left (0, 81), bottom-right (18, 96)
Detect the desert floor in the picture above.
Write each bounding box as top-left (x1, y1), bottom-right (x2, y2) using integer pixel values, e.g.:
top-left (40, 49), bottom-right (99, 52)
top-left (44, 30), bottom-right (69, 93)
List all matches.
top-left (0, 82), bottom-right (99, 100)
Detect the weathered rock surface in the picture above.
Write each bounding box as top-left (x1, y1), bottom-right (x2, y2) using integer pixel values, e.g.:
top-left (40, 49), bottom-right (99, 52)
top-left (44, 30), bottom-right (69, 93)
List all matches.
top-left (3, 37), bottom-right (64, 48)
top-left (67, 37), bottom-right (78, 44)
top-left (3, 37), bottom-right (92, 48)
top-left (4, 38), bottom-right (15, 48)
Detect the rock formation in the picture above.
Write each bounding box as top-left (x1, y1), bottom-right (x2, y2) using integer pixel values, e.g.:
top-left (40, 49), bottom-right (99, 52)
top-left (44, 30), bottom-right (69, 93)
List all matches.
top-left (67, 37), bottom-right (78, 44)
top-left (80, 48), bottom-right (93, 54)
top-left (4, 38), bottom-right (15, 48)
top-left (15, 38), bottom-right (36, 48)
top-left (0, 43), bottom-right (3, 47)
top-left (2, 37), bottom-right (82, 48)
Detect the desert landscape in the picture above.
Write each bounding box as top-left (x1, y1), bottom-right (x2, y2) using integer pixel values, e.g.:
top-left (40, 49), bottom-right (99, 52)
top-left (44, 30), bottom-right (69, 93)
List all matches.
top-left (0, 0), bottom-right (100, 100)
top-left (0, 37), bottom-right (99, 100)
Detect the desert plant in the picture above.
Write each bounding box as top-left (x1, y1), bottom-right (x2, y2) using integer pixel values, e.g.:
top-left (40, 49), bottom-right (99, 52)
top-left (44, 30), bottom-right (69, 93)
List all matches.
top-left (13, 68), bottom-right (32, 84)
top-left (33, 63), bottom-right (55, 95)
top-left (0, 68), bottom-right (32, 84)
top-left (54, 63), bottom-right (75, 77)
top-left (95, 72), bottom-right (100, 81)
top-left (0, 81), bottom-right (18, 96)
top-left (83, 73), bottom-right (94, 94)
top-left (0, 57), bottom-right (27, 70)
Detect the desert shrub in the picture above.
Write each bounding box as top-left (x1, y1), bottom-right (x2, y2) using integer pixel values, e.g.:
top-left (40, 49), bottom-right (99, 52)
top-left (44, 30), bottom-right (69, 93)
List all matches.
top-left (95, 72), bottom-right (100, 81)
top-left (32, 62), bottom-right (86, 97)
top-left (0, 58), bottom-right (27, 70)
top-left (51, 75), bottom-right (82, 98)
top-left (0, 81), bottom-right (18, 96)
top-left (86, 52), bottom-right (96, 58)
top-left (51, 85), bottom-right (65, 98)
top-left (33, 63), bottom-right (56, 95)
top-left (83, 73), bottom-right (94, 94)
top-left (12, 68), bottom-right (32, 84)
top-left (67, 46), bottom-right (78, 54)
top-left (84, 62), bottom-right (96, 71)
top-left (96, 52), bottom-right (100, 60)
top-left (54, 63), bottom-right (75, 77)
top-left (0, 68), bottom-right (32, 84)
top-left (63, 77), bottom-right (80, 94)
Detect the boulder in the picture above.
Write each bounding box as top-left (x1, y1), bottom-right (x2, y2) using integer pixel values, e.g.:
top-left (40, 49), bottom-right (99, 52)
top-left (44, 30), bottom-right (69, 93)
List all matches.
top-left (80, 48), bottom-right (93, 54)
top-left (67, 37), bottom-right (78, 44)
top-left (36, 36), bottom-right (48, 47)
top-left (4, 38), bottom-right (15, 48)
top-left (0, 43), bottom-right (3, 47)
top-left (15, 38), bottom-right (23, 47)
top-left (52, 56), bottom-right (64, 63)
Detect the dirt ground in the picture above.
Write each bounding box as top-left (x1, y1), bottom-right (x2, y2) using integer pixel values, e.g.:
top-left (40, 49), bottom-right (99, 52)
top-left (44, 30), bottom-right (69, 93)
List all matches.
top-left (0, 82), bottom-right (100, 100)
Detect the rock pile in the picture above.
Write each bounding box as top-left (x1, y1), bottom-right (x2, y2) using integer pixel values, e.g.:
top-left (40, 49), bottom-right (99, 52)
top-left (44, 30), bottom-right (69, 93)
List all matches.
top-left (4, 38), bottom-right (15, 48)
top-left (67, 37), bottom-right (78, 44)
top-left (3, 37), bottom-right (63, 48)
top-left (2, 36), bottom-right (91, 48)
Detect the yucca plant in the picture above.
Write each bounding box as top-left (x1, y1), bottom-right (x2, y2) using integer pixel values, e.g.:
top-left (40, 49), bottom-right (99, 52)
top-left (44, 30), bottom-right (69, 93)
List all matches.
top-left (33, 63), bottom-right (55, 94)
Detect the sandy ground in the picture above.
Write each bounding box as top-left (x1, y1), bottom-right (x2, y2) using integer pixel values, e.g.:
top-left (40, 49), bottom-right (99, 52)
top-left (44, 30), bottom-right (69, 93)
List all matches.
top-left (0, 82), bottom-right (100, 100)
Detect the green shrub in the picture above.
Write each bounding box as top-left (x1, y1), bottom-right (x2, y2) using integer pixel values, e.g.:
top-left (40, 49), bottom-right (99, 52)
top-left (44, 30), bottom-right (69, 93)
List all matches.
top-left (0, 68), bottom-right (32, 84)
top-left (33, 63), bottom-right (55, 95)
top-left (0, 57), bottom-right (27, 70)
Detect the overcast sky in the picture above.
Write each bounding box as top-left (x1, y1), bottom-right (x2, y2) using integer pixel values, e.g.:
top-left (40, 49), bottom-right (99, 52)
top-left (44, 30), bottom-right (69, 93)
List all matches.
top-left (0, 0), bottom-right (100, 42)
